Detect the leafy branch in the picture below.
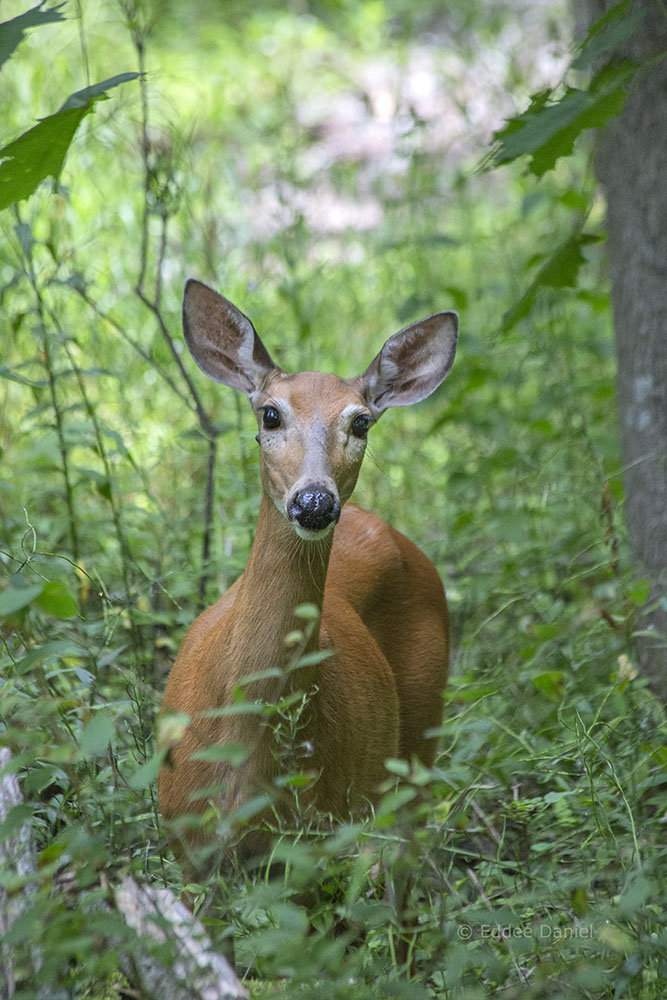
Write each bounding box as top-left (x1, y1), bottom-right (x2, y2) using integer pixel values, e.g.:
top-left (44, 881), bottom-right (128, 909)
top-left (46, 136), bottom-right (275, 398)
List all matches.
top-left (483, 0), bottom-right (648, 178)
top-left (482, 0), bottom-right (655, 336)
top-left (0, 74), bottom-right (140, 212)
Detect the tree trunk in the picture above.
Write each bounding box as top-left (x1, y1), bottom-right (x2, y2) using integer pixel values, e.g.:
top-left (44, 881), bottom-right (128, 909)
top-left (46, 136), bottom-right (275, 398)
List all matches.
top-left (580, 0), bottom-right (667, 697)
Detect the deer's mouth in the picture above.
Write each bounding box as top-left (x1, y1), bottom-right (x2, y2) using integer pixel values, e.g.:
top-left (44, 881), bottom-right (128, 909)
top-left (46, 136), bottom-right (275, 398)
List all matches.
top-left (292, 521), bottom-right (336, 542)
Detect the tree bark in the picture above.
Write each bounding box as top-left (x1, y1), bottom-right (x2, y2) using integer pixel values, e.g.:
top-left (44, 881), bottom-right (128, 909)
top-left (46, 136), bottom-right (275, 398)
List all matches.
top-left (580, 0), bottom-right (667, 697)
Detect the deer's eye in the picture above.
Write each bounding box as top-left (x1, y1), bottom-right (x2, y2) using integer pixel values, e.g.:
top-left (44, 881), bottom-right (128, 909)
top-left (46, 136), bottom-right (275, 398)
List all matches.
top-left (262, 406), bottom-right (281, 430)
top-left (351, 413), bottom-right (372, 439)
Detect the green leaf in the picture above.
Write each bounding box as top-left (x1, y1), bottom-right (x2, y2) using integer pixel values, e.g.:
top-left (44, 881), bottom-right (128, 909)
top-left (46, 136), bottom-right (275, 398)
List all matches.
top-left (0, 2), bottom-right (66, 71)
top-left (618, 875), bottom-right (650, 916)
top-left (487, 63), bottom-right (637, 177)
top-left (642, 744), bottom-right (667, 770)
top-left (572, 0), bottom-right (646, 71)
top-left (543, 791), bottom-right (572, 804)
top-left (34, 580), bottom-right (78, 619)
top-left (0, 582), bottom-right (44, 617)
top-left (80, 711), bottom-right (115, 755)
top-left (532, 670), bottom-right (565, 702)
top-left (190, 743), bottom-right (251, 765)
top-left (58, 74), bottom-right (141, 112)
top-left (17, 639), bottom-right (84, 672)
top-left (127, 751), bottom-right (166, 790)
top-left (376, 786), bottom-right (417, 823)
top-left (0, 803), bottom-right (33, 841)
top-left (95, 478), bottom-right (113, 502)
top-left (502, 231), bottom-right (602, 331)
top-left (627, 577), bottom-right (650, 606)
top-left (292, 648), bottom-right (334, 668)
top-left (294, 603), bottom-right (320, 620)
top-left (0, 73), bottom-right (140, 212)
top-left (598, 924), bottom-right (634, 954)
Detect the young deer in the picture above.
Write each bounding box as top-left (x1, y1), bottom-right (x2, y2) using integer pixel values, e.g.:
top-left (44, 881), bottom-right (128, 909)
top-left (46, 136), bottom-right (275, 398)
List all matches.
top-left (158, 279), bottom-right (458, 873)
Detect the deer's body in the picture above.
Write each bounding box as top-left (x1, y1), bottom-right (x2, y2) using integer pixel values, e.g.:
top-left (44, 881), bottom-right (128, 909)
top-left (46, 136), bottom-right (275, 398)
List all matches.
top-left (158, 281), bottom-right (457, 870)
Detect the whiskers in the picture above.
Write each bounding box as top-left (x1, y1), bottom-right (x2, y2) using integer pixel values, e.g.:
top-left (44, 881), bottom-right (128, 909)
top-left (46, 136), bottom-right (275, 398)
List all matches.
top-left (260, 513), bottom-right (332, 596)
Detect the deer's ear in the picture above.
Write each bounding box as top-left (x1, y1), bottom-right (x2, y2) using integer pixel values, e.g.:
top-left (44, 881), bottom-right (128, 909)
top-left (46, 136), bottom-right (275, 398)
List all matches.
top-left (360, 312), bottom-right (458, 416)
top-left (182, 279), bottom-right (277, 396)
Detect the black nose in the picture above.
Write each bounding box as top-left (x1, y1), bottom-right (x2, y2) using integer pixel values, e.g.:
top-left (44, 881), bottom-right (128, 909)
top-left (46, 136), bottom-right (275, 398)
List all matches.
top-left (287, 484), bottom-right (341, 531)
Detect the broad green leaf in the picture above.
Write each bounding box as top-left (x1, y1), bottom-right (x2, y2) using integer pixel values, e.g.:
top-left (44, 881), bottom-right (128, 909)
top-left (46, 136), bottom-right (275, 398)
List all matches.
top-left (34, 580), bottom-right (79, 619)
top-left (384, 758), bottom-right (411, 778)
top-left (598, 924), bottom-right (634, 954)
top-left (533, 623), bottom-right (561, 642)
top-left (80, 711), bottom-right (115, 755)
top-left (0, 1), bottom-right (66, 71)
top-left (642, 744), bottom-right (667, 770)
top-left (627, 577), bottom-right (650, 606)
top-left (532, 670), bottom-right (565, 702)
top-left (127, 751), bottom-right (166, 790)
top-left (502, 232), bottom-right (602, 331)
top-left (487, 63), bottom-right (637, 177)
top-left (190, 744), bottom-right (251, 765)
top-left (618, 875), bottom-right (650, 916)
top-left (0, 803), bottom-right (33, 841)
top-left (443, 682), bottom-right (498, 703)
top-left (17, 640), bottom-right (84, 672)
top-left (95, 478), bottom-right (113, 502)
top-left (0, 582), bottom-right (44, 617)
top-left (571, 886), bottom-right (589, 917)
top-left (227, 792), bottom-right (273, 823)
top-left (376, 786), bottom-right (417, 822)
top-left (58, 74), bottom-right (141, 112)
top-left (543, 791), bottom-right (572, 804)
top-left (572, 0), bottom-right (646, 71)
top-left (294, 603), bottom-right (320, 620)
top-left (292, 648), bottom-right (334, 668)
top-left (0, 73), bottom-right (140, 211)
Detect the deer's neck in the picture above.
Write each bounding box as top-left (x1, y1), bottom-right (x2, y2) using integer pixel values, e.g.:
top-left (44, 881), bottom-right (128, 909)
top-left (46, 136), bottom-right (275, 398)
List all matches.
top-left (225, 495), bottom-right (333, 700)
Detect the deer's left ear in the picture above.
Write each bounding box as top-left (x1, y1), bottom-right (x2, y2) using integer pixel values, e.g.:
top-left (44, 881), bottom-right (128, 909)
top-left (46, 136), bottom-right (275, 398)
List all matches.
top-left (360, 312), bottom-right (458, 417)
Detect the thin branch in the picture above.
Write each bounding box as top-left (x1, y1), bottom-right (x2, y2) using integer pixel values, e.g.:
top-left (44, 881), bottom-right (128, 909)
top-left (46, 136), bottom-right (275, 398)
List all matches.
top-left (14, 208), bottom-right (80, 563)
top-left (134, 284), bottom-right (217, 439)
top-left (73, 284), bottom-right (195, 411)
top-left (123, 16), bottom-right (221, 608)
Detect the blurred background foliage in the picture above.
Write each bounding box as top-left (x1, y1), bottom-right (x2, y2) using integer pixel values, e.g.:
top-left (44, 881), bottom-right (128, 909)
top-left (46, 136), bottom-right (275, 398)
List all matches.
top-left (1, 0), bottom-right (665, 997)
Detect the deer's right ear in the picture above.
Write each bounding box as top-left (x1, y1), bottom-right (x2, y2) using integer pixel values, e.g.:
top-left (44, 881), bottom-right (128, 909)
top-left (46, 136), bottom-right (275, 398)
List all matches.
top-left (182, 278), bottom-right (277, 396)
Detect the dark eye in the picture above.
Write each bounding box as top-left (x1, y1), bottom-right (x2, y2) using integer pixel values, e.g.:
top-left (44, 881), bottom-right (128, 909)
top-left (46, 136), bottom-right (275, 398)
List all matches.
top-left (262, 406), bottom-right (281, 430)
top-left (351, 413), bottom-right (372, 439)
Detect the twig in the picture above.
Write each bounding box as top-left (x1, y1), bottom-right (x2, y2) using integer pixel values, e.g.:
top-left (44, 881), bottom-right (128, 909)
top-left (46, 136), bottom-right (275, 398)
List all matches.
top-left (73, 284), bottom-right (195, 411)
top-left (14, 207), bottom-right (81, 562)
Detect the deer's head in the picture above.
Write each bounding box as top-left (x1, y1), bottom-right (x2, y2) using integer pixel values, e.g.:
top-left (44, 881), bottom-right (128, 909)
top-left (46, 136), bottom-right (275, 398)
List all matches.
top-left (182, 279), bottom-right (458, 540)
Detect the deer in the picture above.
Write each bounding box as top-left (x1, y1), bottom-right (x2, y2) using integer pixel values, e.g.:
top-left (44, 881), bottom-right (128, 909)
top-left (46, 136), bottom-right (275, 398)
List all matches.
top-left (158, 278), bottom-right (458, 881)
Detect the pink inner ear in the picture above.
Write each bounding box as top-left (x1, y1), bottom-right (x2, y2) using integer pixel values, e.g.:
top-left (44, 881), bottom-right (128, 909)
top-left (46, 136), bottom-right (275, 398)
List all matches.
top-left (364, 313), bottom-right (457, 413)
top-left (183, 279), bottom-right (278, 395)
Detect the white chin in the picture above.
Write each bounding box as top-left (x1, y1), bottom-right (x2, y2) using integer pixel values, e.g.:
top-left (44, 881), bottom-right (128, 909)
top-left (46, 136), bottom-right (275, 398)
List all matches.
top-left (293, 522), bottom-right (335, 542)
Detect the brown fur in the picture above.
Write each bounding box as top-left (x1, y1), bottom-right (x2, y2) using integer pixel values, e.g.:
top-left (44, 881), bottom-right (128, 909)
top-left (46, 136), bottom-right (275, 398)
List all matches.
top-left (157, 279), bottom-right (457, 874)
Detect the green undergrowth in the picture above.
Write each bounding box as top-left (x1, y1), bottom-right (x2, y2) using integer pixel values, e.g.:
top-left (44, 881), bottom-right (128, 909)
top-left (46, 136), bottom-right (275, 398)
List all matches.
top-left (1, 1), bottom-right (665, 997)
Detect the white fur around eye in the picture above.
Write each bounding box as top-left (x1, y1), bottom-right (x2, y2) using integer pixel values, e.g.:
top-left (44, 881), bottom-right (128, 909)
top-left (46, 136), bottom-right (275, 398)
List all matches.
top-left (339, 404), bottom-right (371, 443)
